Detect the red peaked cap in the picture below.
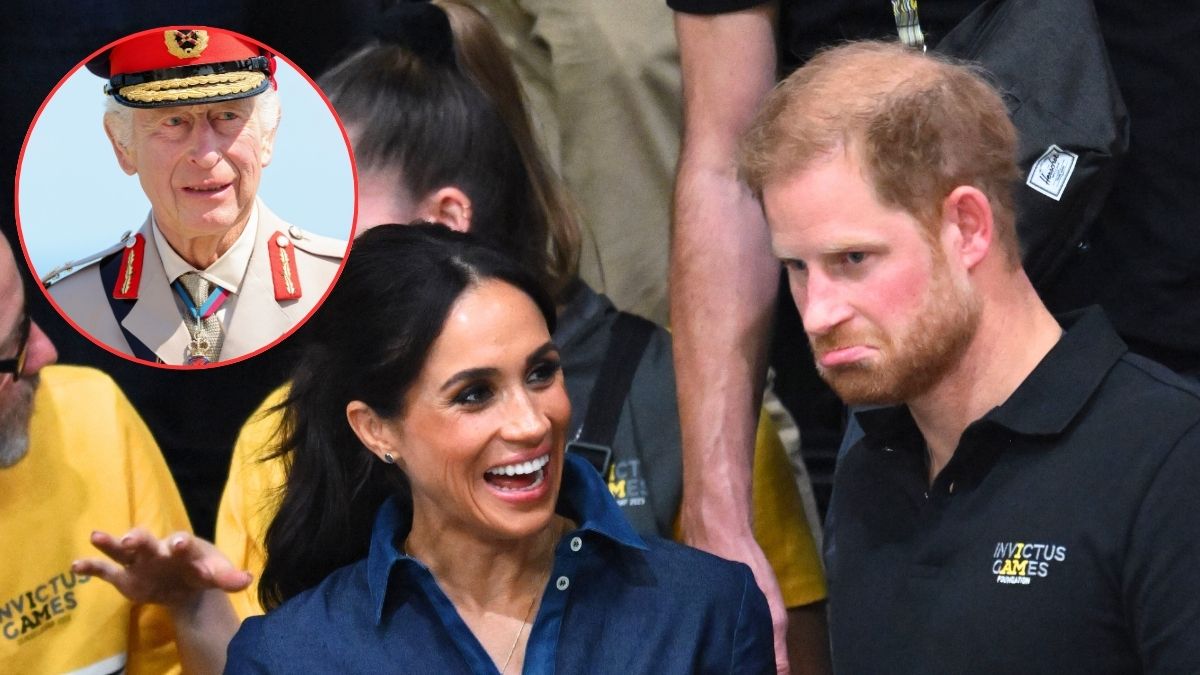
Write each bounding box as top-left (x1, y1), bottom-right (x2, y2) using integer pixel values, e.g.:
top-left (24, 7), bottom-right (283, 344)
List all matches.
top-left (99, 27), bottom-right (276, 108)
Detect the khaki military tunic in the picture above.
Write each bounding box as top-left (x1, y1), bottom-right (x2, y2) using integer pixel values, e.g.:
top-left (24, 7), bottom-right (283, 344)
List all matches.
top-left (45, 201), bottom-right (346, 365)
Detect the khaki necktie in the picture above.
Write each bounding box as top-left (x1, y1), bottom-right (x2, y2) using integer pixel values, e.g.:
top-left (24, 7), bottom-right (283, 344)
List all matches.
top-left (176, 271), bottom-right (225, 365)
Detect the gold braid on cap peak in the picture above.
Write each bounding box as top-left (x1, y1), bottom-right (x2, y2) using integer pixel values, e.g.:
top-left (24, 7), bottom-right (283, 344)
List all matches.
top-left (118, 71), bottom-right (265, 103)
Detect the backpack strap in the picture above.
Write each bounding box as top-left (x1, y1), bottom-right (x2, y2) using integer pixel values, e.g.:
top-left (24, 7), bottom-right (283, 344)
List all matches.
top-left (566, 312), bottom-right (656, 475)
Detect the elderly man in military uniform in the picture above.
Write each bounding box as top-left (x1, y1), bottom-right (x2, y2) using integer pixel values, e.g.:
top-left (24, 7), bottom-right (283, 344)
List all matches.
top-left (43, 27), bottom-right (346, 366)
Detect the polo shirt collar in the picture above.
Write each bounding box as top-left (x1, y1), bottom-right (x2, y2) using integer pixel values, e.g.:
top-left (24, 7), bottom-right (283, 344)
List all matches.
top-left (857, 306), bottom-right (1127, 442)
top-left (366, 452), bottom-right (647, 623)
top-left (987, 307), bottom-right (1126, 434)
top-left (152, 202), bottom-right (259, 293)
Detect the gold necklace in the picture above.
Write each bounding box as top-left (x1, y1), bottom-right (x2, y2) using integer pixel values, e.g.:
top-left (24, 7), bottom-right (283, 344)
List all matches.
top-left (499, 584), bottom-right (540, 674)
top-left (498, 521), bottom-right (569, 673)
top-left (404, 536), bottom-right (553, 674)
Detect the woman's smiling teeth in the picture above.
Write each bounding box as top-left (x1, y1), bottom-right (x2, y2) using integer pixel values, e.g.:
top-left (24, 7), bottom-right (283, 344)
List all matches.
top-left (484, 454), bottom-right (550, 492)
top-left (487, 454), bottom-right (550, 477)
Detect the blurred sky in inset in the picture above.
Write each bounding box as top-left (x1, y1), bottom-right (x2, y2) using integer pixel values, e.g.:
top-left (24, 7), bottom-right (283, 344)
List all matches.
top-left (17, 58), bottom-right (355, 276)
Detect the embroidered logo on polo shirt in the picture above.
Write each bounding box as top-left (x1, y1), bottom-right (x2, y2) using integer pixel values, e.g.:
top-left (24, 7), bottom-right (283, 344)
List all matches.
top-left (992, 541), bottom-right (1067, 585)
top-left (607, 459), bottom-right (649, 508)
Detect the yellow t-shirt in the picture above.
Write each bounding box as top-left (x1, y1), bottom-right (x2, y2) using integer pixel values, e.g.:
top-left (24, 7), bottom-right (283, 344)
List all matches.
top-left (0, 366), bottom-right (188, 674)
top-left (214, 387), bottom-right (290, 620)
top-left (750, 408), bottom-right (826, 607)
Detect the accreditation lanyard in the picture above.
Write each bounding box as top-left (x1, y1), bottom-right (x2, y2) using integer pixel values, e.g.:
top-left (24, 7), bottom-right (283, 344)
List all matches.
top-left (892, 0), bottom-right (926, 49)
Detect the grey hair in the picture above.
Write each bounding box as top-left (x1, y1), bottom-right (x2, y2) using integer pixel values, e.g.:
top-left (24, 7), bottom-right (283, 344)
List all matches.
top-left (103, 85), bottom-right (281, 152)
top-left (0, 382), bottom-right (33, 469)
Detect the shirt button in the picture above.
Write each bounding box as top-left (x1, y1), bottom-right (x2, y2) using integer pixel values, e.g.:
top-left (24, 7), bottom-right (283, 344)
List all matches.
top-left (949, 482), bottom-right (957, 494)
top-left (555, 576), bottom-right (570, 591)
top-left (569, 536), bottom-right (582, 552)
top-left (883, 446), bottom-right (894, 452)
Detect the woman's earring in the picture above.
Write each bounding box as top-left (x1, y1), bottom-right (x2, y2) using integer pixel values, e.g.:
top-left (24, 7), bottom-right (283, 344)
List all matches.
top-left (383, 452), bottom-right (396, 465)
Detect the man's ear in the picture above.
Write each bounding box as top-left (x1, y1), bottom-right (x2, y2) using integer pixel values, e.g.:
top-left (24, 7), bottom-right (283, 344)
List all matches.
top-left (258, 114), bottom-right (279, 168)
top-left (417, 186), bottom-right (473, 233)
top-left (940, 186), bottom-right (993, 271)
top-left (103, 115), bottom-right (138, 176)
top-left (346, 400), bottom-right (403, 467)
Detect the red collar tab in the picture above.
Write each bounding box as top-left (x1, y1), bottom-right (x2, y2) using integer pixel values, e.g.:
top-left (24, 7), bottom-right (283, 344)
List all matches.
top-left (111, 233), bottom-right (146, 300)
top-left (268, 231), bottom-right (303, 301)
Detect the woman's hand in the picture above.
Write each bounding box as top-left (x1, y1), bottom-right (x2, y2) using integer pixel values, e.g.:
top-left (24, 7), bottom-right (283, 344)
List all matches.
top-left (72, 528), bottom-right (252, 607)
top-left (73, 528), bottom-right (251, 675)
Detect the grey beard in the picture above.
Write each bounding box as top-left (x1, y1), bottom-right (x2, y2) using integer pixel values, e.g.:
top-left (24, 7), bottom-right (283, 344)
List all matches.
top-left (0, 379), bottom-right (35, 469)
top-left (0, 428), bottom-right (30, 468)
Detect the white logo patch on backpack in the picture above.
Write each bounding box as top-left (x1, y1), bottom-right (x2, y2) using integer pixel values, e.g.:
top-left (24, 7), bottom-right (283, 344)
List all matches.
top-left (1026, 144), bottom-right (1079, 201)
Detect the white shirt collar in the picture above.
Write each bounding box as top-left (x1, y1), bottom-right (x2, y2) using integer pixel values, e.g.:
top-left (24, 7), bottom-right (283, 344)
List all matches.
top-left (152, 203), bottom-right (258, 294)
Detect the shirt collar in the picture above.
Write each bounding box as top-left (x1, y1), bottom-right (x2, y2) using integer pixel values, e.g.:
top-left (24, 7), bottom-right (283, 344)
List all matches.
top-left (857, 306), bottom-right (1127, 443)
top-left (366, 452), bottom-right (647, 623)
top-left (555, 452), bottom-right (647, 551)
top-left (152, 202), bottom-right (258, 293)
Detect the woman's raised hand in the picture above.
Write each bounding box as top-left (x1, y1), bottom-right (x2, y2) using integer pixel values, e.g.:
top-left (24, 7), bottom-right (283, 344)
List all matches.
top-left (72, 528), bottom-right (251, 607)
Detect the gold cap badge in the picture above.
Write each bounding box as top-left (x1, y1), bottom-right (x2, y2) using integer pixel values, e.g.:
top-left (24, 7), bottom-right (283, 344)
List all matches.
top-left (164, 29), bottom-right (209, 59)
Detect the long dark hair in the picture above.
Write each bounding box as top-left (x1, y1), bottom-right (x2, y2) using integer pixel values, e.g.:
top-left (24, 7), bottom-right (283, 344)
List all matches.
top-left (258, 223), bottom-right (556, 609)
top-left (319, 0), bottom-right (580, 303)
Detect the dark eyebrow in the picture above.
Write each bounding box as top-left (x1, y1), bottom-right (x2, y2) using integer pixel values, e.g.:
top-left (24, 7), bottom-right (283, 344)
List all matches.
top-left (438, 341), bottom-right (560, 393)
top-left (440, 366), bottom-right (499, 393)
top-left (527, 341), bottom-right (559, 365)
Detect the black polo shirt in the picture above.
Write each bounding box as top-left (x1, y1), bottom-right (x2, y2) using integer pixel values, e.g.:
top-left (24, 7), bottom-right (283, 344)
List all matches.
top-left (826, 307), bottom-right (1200, 673)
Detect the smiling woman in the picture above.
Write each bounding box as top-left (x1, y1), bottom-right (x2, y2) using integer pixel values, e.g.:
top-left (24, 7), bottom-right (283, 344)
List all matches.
top-left (222, 224), bottom-right (774, 674)
top-left (346, 277), bottom-right (571, 558)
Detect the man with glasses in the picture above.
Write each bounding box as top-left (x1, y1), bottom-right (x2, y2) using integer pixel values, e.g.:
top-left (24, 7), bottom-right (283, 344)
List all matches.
top-left (0, 233), bottom-right (198, 672)
top-left (0, 311), bottom-right (34, 468)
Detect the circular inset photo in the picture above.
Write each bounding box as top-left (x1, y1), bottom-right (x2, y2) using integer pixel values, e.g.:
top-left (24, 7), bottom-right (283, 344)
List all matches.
top-left (17, 26), bottom-right (355, 367)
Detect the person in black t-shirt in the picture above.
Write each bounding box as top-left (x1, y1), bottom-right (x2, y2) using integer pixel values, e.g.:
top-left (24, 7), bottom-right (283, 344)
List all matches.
top-left (740, 40), bottom-right (1200, 672)
top-left (667, 3), bottom-right (1199, 670)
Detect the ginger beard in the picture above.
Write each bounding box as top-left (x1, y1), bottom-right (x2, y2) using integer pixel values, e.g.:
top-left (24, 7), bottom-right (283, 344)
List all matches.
top-left (810, 247), bottom-right (981, 406)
